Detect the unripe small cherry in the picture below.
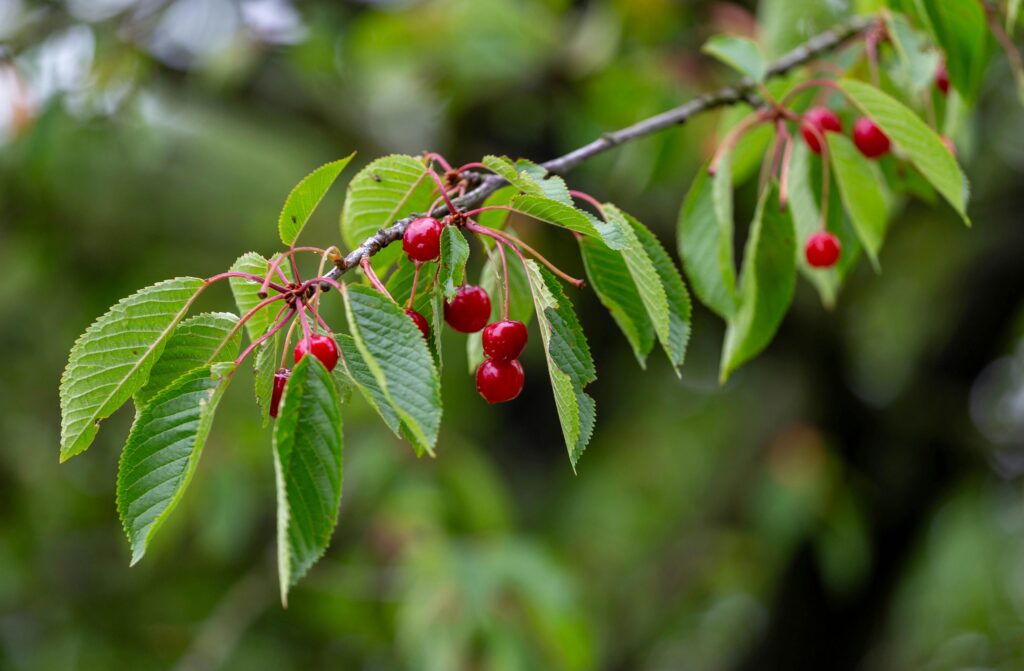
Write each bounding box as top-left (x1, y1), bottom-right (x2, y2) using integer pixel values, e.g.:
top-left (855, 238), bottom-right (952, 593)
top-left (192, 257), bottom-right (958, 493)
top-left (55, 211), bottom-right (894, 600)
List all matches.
top-left (293, 334), bottom-right (339, 371)
top-left (853, 117), bottom-right (890, 158)
top-left (444, 285), bottom-right (491, 333)
top-left (482, 320), bottom-right (528, 361)
top-left (476, 358), bottom-right (525, 404)
top-left (805, 231), bottom-right (841, 268)
top-left (936, 62), bottom-right (949, 96)
top-left (402, 217), bottom-right (443, 262)
top-left (405, 308), bottom-right (430, 340)
top-left (270, 368), bottom-right (290, 419)
top-left (801, 106), bottom-right (842, 154)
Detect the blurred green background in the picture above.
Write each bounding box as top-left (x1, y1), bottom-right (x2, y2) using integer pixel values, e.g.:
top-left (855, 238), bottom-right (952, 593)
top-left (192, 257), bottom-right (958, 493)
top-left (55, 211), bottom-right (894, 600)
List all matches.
top-left (3, 0), bottom-right (1024, 669)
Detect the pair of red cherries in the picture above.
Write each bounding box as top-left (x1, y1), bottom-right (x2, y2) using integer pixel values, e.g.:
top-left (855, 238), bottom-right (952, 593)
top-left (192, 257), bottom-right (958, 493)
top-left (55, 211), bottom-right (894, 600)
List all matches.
top-left (405, 216), bottom-right (529, 404)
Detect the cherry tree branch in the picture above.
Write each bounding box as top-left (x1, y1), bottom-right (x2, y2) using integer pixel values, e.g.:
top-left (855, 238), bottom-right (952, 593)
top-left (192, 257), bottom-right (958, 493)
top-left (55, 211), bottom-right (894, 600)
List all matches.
top-left (326, 15), bottom-right (874, 281)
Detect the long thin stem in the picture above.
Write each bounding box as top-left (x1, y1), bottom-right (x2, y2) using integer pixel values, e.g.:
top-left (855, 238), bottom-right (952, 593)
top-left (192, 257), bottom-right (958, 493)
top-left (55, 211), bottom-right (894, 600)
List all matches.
top-left (360, 257), bottom-right (395, 301)
top-left (778, 124), bottom-right (796, 209)
top-left (234, 305), bottom-right (295, 368)
top-left (803, 123), bottom-right (832, 230)
top-left (423, 168), bottom-right (459, 215)
top-left (478, 224), bottom-right (583, 287)
top-left (710, 110), bottom-right (769, 175)
top-left (494, 232), bottom-right (511, 320)
top-left (207, 293), bottom-right (289, 364)
top-left (407, 262), bottom-right (422, 310)
top-left (424, 151), bottom-right (453, 172)
top-left (206, 271), bottom-right (289, 295)
top-left (568, 190), bottom-right (606, 219)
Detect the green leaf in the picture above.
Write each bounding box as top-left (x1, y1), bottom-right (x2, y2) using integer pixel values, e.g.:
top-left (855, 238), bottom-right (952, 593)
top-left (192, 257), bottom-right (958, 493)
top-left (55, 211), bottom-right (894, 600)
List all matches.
top-left (117, 363), bottom-right (234, 565)
top-left (720, 185), bottom-right (796, 382)
top-left (828, 133), bottom-right (890, 268)
top-left (509, 195), bottom-right (604, 240)
top-left (341, 155), bottom-right (437, 269)
top-left (677, 158), bottom-right (738, 319)
top-left (134, 312), bottom-right (240, 408)
top-left (337, 334), bottom-right (400, 434)
top-left (579, 235), bottom-right (655, 368)
top-left (278, 154), bottom-right (355, 246)
top-left (228, 252), bottom-right (292, 340)
top-left (919, 0), bottom-right (988, 101)
top-left (884, 13), bottom-right (941, 96)
top-left (439, 226), bottom-right (470, 301)
top-left (467, 246), bottom-right (534, 373)
top-left (483, 156), bottom-right (572, 204)
top-left (619, 209), bottom-right (691, 373)
top-left (272, 355), bottom-right (344, 606)
top-left (839, 79), bottom-right (970, 224)
top-left (1010, 0), bottom-right (1021, 36)
top-left (524, 261), bottom-right (596, 471)
top-left (602, 204), bottom-right (671, 357)
top-left (702, 34), bottom-right (767, 81)
top-left (341, 285), bottom-right (442, 456)
top-left (60, 277), bottom-right (205, 462)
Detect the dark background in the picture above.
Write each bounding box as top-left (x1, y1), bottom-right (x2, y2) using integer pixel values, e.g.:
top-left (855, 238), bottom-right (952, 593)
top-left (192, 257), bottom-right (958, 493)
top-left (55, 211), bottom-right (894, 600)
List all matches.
top-left (2, 0), bottom-right (1024, 669)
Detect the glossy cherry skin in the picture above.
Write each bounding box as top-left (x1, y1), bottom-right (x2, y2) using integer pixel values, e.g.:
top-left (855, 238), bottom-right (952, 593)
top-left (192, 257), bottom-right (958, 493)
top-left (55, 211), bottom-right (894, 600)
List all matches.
top-left (805, 231), bottom-right (841, 268)
top-left (406, 308), bottom-right (430, 340)
top-left (476, 358), bottom-right (525, 404)
top-left (293, 334), bottom-right (340, 371)
top-left (482, 320), bottom-right (528, 361)
top-left (270, 368), bottom-right (290, 419)
top-left (853, 117), bottom-right (890, 158)
top-left (936, 62), bottom-right (949, 95)
top-left (444, 285), bottom-right (491, 333)
top-left (402, 217), bottom-right (444, 262)
top-left (801, 106), bottom-right (842, 154)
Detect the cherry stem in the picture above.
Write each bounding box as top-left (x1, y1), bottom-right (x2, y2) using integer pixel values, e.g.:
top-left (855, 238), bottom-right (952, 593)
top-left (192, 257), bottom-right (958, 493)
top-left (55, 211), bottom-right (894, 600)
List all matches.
top-left (310, 246), bottom-right (338, 324)
top-left (461, 204), bottom-right (515, 219)
top-left (234, 304), bottom-right (295, 368)
top-left (360, 257), bottom-right (395, 301)
top-left (298, 303), bottom-right (312, 347)
top-left (569, 190), bottom-right (606, 218)
top-left (205, 271), bottom-right (289, 295)
top-left (407, 261), bottom-right (422, 310)
top-left (424, 152), bottom-right (453, 172)
top-left (802, 122), bottom-right (832, 230)
top-left (865, 32), bottom-right (881, 88)
top-left (779, 78), bottom-right (856, 110)
top-left (710, 110), bottom-right (769, 175)
top-left (777, 122), bottom-right (795, 209)
top-left (758, 121), bottom-right (786, 195)
top-left (495, 231), bottom-right (511, 321)
top-left (280, 309), bottom-right (301, 369)
top-left (423, 168), bottom-right (459, 216)
top-left (467, 221), bottom-right (585, 289)
top-left (454, 161), bottom-right (493, 174)
top-left (207, 292), bottom-right (289, 364)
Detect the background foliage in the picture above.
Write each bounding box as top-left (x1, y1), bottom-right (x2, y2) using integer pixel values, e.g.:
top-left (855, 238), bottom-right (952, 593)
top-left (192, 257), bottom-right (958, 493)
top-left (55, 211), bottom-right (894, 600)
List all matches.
top-left (3, 0), bottom-right (1024, 669)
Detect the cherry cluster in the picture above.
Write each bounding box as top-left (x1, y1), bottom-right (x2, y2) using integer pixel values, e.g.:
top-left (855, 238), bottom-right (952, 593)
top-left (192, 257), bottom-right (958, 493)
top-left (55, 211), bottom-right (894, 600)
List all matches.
top-left (724, 59), bottom-right (955, 274)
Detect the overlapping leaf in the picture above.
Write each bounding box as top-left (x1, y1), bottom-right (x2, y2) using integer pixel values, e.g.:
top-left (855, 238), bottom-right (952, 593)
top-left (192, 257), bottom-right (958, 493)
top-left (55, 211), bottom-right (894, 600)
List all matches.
top-left (828, 133), bottom-right (890, 268)
top-left (272, 355), bottom-right (344, 606)
top-left (524, 261), bottom-right (596, 471)
top-left (134, 312), bottom-right (240, 408)
top-left (839, 79), bottom-right (970, 225)
top-left (677, 157), bottom-right (738, 319)
top-left (720, 185), bottom-right (796, 382)
top-left (509, 195), bottom-right (604, 240)
top-left (919, 0), bottom-right (988, 101)
top-left (117, 361), bottom-right (236, 565)
top-left (60, 277), bottom-right (205, 462)
top-left (482, 156), bottom-right (572, 205)
top-left (341, 155), bottom-right (437, 269)
top-left (341, 285), bottom-right (441, 455)
top-left (467, 245), bottom-right (535, 372)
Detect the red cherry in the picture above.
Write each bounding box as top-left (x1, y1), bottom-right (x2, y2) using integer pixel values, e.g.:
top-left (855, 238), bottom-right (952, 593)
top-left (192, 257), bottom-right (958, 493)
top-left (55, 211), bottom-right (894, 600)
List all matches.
top-left (936, 62), bottom-right (949, 96)
top-left (293, 334), bottom-right (339, 371)
top-left (402, 217), bottom-right (443, 262)
top-left (801, 106), bottom-right (842, 154)
top-left (853, 117), bottom-right (890, 158)
top-left (270, 368), bottom-right (290, 419)
top-left (475, 359), bottom-right (525, 404)
top-left (805, 231), bottom-right (841, 268)
top-left (482, 320), bottom-right (528, 361)
top-left (444, 285), bottom-right (491, 333)
top-left (405, 308), bottom-right (430, 340)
